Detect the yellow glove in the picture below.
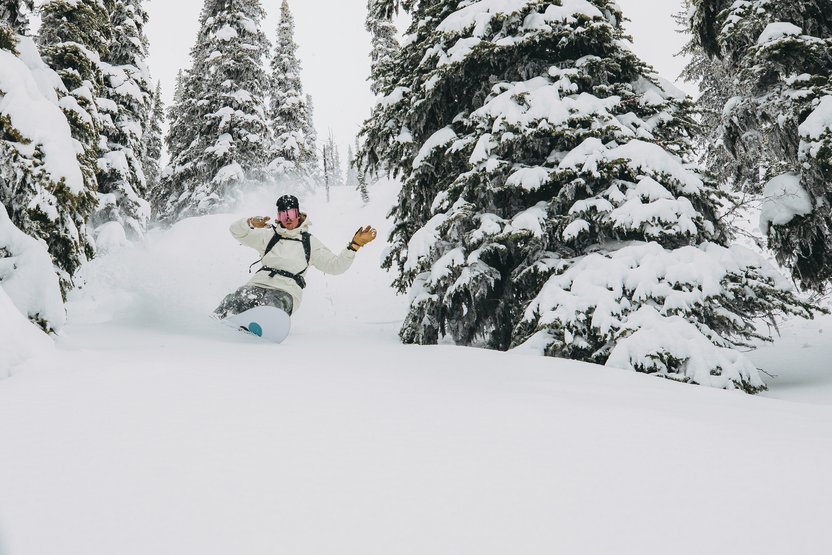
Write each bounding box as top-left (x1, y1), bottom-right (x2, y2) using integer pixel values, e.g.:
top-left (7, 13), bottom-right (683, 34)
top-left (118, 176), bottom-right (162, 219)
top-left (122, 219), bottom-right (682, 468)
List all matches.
top-left (350, 226), bottom-right (377, 250)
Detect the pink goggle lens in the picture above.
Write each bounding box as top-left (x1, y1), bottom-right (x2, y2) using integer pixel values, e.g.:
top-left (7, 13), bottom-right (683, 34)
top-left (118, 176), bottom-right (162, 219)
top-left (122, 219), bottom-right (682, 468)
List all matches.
top-left (278, 208), bottom-right (299, 224)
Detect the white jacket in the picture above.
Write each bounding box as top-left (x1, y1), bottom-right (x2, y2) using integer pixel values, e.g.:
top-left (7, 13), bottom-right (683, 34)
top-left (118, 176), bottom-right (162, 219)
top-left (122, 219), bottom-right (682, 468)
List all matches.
top-left (230, 214), bottom-right (355, 312)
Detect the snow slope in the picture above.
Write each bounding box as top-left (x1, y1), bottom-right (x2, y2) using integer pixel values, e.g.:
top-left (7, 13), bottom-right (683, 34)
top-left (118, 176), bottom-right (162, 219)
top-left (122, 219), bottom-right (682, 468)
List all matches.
top-left (751, 312), bottom-right (832, 406)
top-left (1, 184), bottom-right (831, 554)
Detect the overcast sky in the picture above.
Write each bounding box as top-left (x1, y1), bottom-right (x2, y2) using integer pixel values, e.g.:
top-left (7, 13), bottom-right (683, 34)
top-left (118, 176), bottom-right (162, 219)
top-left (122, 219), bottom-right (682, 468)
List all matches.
top-left (144, 0), bottom-right (691, 158)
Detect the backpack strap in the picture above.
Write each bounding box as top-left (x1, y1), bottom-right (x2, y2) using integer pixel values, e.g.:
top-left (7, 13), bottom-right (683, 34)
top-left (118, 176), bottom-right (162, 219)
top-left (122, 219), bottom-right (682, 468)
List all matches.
top-left (265, 229), bottom-right (310, 260)
top-left (264, 229), bottom-right (282, 258)
top-left (247, 229), bottom-right (313, 285)
top-left (259, 266), bottom-right (307, 289)
top-left (248, 227), bottom-right (283, 273)
top-left (301, 231), bottom-right (311, 264)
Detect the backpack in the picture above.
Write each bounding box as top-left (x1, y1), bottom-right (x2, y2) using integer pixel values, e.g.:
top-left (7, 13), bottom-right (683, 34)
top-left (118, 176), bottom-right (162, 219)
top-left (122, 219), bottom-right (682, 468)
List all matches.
top-left (249, 227), bottom-right (312, 289)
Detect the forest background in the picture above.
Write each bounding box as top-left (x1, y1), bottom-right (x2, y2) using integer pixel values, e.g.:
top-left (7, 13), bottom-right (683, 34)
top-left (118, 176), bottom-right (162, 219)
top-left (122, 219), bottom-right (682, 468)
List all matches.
top-left (135, 0), bottom-right (687, 162)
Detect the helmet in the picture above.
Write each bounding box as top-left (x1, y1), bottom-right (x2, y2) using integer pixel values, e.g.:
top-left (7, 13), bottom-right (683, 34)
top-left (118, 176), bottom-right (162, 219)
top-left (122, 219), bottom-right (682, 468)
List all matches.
top-left (276, 194), bottom-right (299, 212)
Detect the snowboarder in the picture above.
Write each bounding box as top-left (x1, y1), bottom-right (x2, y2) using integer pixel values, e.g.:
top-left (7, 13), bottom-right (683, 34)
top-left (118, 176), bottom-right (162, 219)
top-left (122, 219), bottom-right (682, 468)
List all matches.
top-left (214, 194), bottom-right (377, 319)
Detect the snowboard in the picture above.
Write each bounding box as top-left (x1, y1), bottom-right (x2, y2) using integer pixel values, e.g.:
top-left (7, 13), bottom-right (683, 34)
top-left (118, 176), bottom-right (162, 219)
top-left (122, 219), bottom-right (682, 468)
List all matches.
top-left (221, 305), bottom-right (291, 343)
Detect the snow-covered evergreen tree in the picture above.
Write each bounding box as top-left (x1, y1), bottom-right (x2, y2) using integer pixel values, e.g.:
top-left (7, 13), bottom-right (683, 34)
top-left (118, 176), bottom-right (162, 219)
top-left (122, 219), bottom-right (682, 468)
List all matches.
top-left (155, 0), bottom-right (271, 222)
top-left (304, 93), bottom-right (319, 171)
top-left (0, 202), bottom-right (65, 333)
top-left (689, 0), bottom-right (832, 290)
top-left (143, 81), bottom-right (164, 202)
top-left (345, 144), bottom-right (359, 190)
top-left (94, 0), bottom-right (153, 239)
top-left (365, 0), bottom-right (399, 95)
top-left (678, 3), bottom-right (766, 249)
top-left (678, 4), bottom-right (736, 193)
top-left (0, 17), bottom-right (94, 292)
top-left (360, 0), bottom-right (814, 391)
top-left (352, 135), bottom-right (372, 203)
top-left (322, 133), bottom-right (343, 187)
top-left (172, 68), bottom-right (185, 104)
top-left (156, 69), bottom-right (190, 196)
top-left (33, 0), bottom-right (112, 284)
top-left (0, 0), bottom-right (33, 34)
top-left (356, 166), bottom-right (370, 205)
top-left (346, 141), bottom-right (369, 203)
top-left (38, 0), bottom-right (109, 195)
top-left (267, 0), bottom-right (316, 186)
top-left (322, 142), bottom-right (331, 202)
top-left (150, 71), bottom-right (191, 218)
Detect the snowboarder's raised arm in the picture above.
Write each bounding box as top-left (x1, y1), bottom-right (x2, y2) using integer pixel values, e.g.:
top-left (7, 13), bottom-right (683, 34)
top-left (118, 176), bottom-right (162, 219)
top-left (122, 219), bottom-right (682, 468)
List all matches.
top-left (309, 235), bottom-right (356, 275)
top-left (229, 216), bottom-right (271, 250)
top-left (309, 226), bottom-right (377, 275)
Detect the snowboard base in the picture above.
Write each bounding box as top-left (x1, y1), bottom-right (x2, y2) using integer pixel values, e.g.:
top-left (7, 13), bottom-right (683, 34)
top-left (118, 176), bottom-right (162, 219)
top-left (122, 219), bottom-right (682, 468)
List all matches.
top-left (221, 305), bottom-right (291, 343)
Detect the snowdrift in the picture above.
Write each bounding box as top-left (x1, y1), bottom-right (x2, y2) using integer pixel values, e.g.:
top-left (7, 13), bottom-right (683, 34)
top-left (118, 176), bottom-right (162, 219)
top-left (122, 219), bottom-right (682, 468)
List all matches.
top-left (0, 185), bottom-right (831, 554)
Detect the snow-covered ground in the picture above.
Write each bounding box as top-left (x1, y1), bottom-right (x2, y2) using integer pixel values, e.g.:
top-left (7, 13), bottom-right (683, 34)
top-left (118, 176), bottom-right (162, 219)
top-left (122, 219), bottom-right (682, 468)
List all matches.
top-left (1, 184), bottom-right (831, 554)
top-left (752, 312), bottom-right (832, 406)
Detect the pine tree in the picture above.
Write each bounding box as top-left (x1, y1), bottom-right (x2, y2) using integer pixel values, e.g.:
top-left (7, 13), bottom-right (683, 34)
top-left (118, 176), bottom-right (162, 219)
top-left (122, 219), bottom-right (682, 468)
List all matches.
top-left (152, 69), bottom-right (196, 219)
top-left (333, 139), bottom-right (343, 187)
top-left (356, 165), bottom-right (370, 205)
top-left (322, 141), bottom-right (331, 203)
top-left (38, 0), bottom-right (109, 193)
top-left (678, 4), bottom-right (736, 193)
top-left (35, 0), bottom-right (111, 283)
top-left (304, 93), bottom-right (320, 170)
top-left (159, 69), bottom-right (189, 175)
top-left (346, 141), bottom-right (369, 203)
top-left (151, 58), bottom-right (189, 216)
top-left (150, 69), bottom-right (189, 217)
top-left (0, 16), bottom-right (94, 293)
top-left (267, 0), bottom-right (317, 185)
top-left (362, 0), bottom-right (400, 181)
top-left (678, 3), bottom-right (765, 249)
top-left (0, 0), bottom-right (33, 34)
top-left (360, 0), bottom-right (815, 391)
top-left (689, 0), bottom-right (832, 290)
top-left (322, 133), bottom-right (343, 187)
top-left (345, 144), bottom-right (359, 190)
top-left (172, 68), bottom-right (186, 104)
top-left (143, 81), bottom-right (164, 200)
top-left (94, 0), bottom-right (154, 239)
top-left (0, 202), bottom-right (66, 333)
top-left (353, 137), bottom-right (371, 203)
top-left (155, 0), bottom-right (271, 222)
top-left (366, 0), bottom-right (399, 95)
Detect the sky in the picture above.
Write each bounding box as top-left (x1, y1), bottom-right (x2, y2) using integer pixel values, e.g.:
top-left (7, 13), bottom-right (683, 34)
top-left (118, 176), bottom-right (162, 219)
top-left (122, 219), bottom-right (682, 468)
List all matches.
top-left (143, 0), bottom-right (692, 159)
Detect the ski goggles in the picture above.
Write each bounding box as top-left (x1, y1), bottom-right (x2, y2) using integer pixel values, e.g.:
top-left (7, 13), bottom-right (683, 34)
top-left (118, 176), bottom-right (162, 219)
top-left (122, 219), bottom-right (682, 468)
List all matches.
top-left (277, 207), bottom-right (299, 224)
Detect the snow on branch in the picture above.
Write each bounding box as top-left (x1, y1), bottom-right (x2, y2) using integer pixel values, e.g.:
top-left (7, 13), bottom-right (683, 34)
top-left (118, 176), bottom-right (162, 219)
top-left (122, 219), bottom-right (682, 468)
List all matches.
top-left (0, 38), bottom-right (84, 194)
top-left (0, 202), bottom-right (65, 334)
top-left (516, 241), bottom-right (810, 392)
